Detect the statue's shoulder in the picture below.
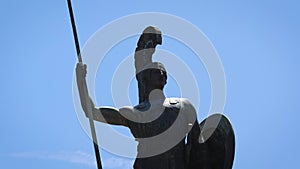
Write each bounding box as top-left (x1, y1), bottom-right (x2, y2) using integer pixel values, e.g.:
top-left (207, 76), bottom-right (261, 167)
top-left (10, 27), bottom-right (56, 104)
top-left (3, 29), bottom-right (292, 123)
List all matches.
top-left (163, 97), bottom-right (194, 109)
top-left (163, 97), bottom-right (181, 109)
top-left (180, 98), bottom-right (197, 113)
top-left (164, 98), bottom-right (194, 109)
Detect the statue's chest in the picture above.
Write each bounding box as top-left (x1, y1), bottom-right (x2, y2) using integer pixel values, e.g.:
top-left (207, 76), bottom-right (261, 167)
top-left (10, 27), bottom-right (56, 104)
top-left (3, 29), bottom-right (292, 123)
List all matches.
top-left (130, 107), bottom-right (180, 138)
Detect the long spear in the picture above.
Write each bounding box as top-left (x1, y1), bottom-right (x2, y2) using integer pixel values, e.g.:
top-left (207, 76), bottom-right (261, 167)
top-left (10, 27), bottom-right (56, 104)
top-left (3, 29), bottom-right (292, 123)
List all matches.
top-left (67, 1), bottom-right (102, 169)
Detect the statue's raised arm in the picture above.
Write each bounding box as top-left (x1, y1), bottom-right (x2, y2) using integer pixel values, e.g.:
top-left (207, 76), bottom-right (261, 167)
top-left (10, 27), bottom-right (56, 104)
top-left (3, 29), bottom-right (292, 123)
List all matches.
top-left (75, 63), bottom-right (129, 127)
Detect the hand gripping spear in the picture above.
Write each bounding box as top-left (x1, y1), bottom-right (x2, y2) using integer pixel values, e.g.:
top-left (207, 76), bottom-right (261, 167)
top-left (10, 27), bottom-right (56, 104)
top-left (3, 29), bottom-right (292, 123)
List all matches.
top-left (67, 0), bottom-right (102, 169)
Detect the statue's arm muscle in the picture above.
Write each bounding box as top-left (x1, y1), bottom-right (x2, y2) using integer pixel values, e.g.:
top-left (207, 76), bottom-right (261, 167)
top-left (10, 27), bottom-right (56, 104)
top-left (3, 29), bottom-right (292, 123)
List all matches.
top-left (90, 106), bottom-right (129, 127)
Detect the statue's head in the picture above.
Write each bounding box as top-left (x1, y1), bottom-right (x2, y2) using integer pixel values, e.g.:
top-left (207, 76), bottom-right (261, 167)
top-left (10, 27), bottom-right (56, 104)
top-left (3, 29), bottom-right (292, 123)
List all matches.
top-left (137, 26), bottom-right (162, 49)
top-left (139, 62), bottom-right (167, 91)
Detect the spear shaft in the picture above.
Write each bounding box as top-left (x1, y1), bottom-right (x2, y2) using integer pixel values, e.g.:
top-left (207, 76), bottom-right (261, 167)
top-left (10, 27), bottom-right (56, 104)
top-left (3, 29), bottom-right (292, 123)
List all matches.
top-left (67, 1), bottom-right (102, 169)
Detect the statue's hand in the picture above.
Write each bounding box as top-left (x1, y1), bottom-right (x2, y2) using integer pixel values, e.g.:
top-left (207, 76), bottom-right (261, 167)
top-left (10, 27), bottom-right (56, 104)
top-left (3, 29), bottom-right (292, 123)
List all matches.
top-left (76, 63), bottom-right (87, 79)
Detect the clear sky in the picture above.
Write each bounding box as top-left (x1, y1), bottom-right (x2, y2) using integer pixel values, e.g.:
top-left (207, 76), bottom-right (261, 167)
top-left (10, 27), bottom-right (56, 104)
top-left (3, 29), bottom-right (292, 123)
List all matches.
top-left (0, 0), bottom-right (299, 169)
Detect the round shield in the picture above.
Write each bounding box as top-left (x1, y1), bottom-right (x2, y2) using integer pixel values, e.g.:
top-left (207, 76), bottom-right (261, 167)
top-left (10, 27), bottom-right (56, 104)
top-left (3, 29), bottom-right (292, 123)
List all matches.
top-left (188, 114), bottom-right (235, 169)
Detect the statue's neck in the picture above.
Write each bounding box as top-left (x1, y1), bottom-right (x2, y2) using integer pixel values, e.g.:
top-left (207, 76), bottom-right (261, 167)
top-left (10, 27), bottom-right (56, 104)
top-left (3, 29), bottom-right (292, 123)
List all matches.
top-left (144, 88), bottom-right (166, 105)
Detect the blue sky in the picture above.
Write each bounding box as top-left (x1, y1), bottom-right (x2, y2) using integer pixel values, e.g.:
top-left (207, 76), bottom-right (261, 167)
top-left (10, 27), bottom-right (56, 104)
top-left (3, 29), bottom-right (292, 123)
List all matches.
top-left (1, 0), bottom-right (299, 169)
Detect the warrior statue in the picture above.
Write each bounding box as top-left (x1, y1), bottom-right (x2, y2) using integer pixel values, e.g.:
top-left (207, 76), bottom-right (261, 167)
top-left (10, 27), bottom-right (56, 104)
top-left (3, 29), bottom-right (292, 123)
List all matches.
top-left (76, 26), bottom-right (235, 169)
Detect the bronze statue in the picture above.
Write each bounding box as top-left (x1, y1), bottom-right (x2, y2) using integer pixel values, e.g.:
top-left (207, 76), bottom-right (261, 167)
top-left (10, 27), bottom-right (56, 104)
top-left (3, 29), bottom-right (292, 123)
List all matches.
top-left (76, 26), bottom-right (235, 169)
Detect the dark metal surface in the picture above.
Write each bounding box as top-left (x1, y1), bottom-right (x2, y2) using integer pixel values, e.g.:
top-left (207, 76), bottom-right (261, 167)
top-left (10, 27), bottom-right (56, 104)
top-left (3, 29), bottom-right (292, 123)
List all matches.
top-left (188, 114), bottom-right (235, 169)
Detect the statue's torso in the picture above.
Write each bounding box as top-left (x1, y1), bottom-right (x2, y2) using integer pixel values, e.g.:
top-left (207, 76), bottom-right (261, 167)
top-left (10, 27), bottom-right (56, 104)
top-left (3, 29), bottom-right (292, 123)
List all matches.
top-left (127, 98), bottom-right (188, 169)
